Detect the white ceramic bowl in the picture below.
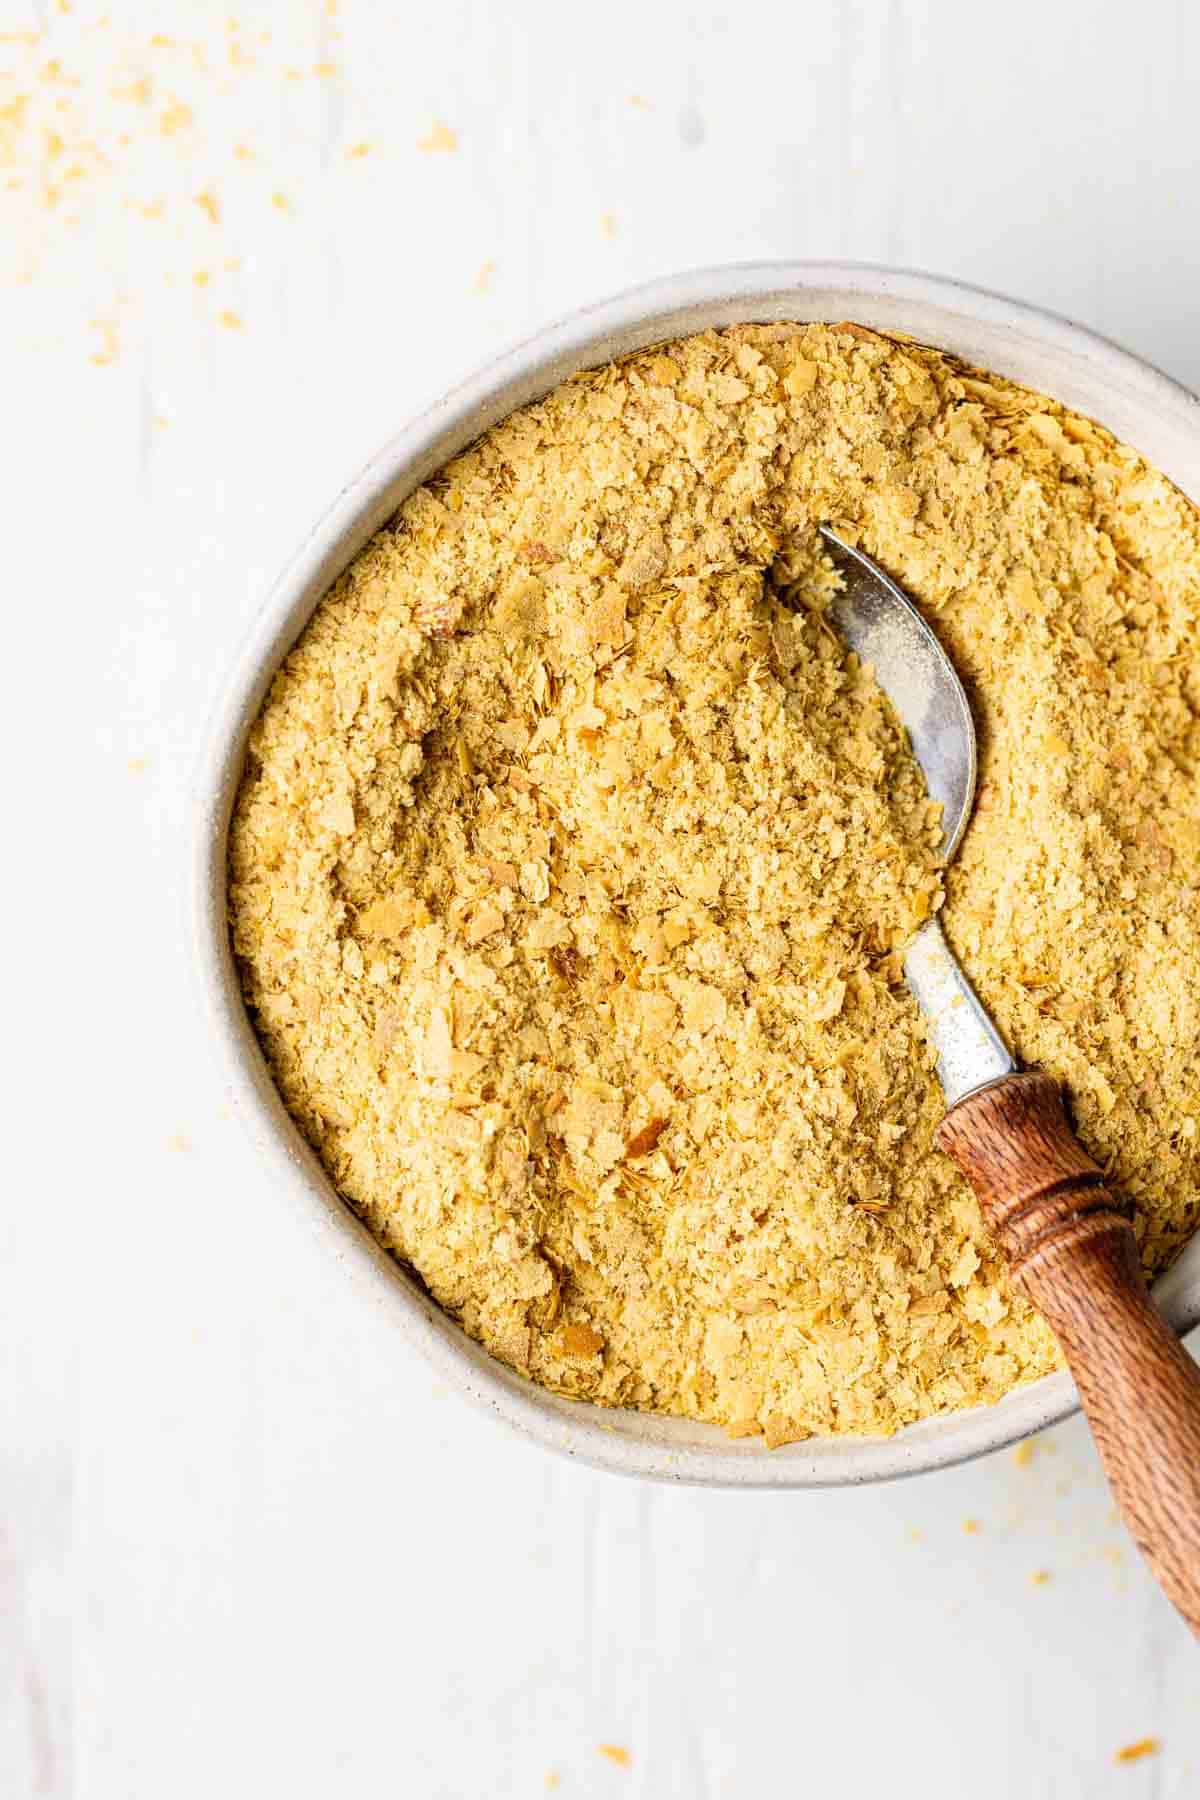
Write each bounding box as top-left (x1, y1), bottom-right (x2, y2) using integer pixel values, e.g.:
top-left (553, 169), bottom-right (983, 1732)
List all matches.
top-left (195, 262), bottom-right (1200, 1487)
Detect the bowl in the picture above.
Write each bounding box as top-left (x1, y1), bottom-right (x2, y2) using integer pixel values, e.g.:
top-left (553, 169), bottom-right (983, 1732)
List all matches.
top-left (194, 261), bottom-right (1200, 1487)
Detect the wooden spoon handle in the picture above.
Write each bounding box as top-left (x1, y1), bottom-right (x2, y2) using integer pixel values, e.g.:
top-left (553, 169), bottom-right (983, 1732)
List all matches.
top-left (937, 1071), bottom-right (1200, 1636)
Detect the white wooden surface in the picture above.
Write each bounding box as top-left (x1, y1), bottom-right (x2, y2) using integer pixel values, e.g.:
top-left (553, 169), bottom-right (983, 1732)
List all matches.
top-left (3, 1), bottom-right (1199, 1794)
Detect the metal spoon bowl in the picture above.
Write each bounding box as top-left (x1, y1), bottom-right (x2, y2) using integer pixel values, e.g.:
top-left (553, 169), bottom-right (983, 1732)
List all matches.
top-left (819, 526), bottom-right (1014, 1105)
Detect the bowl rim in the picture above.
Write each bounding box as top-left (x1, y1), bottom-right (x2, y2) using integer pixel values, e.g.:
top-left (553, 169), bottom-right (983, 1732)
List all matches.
top-left (193, 258), bottom-right (1200, 1488)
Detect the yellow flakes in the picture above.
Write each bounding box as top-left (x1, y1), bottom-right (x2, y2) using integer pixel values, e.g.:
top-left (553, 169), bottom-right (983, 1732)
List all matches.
top-left (618, 534), bottom-right (665, 591)
top-left (466, 901), bottom-right (505, 945)
top-left (587, 584), bottom-right (627, 648)
top-left (625, 1118), bottom-right (668, 1158)
top-left (1114, 1739), bottom-right (1159, 1765)
top-left (493, 573), bottom-right (546, 639)
top-left (112, 75), bottom-right (151, 105)
top-left (317, 788), bottom-right (353, 834)
top-left (560, 1322), bottom-right (605, 1358)
top-left (784, 357), bottom-right (818, 397)
top-left (519, 859), bottom-right (550, 903)
top-left (525, 911), bottom-right (572, 953)
top-left (313, 1092), bottom-right (353, 1129)
top-left (229, 321), bottom-right (1200, 1446)
top-left (812, 978), bottom-right (847, 1023)
top-left (359, 893), bottom-right (422, 939)
top-left (763, 1416), bottom-right (811, 1449)
top-left (160, 98), bottom-right (192, 135)
top-left (597, 1744), bottom-right (631, 1768)
top-left (88, 318), bottom-right (119, 366)
top-left (416, 118), bottom-right (457, 153)
top-left (194, 187), bottom-right (220, 223)
top-left (423, 1008), bottom-right (453, 1079)
top-left (678, 981), bottom-right (727, 1035)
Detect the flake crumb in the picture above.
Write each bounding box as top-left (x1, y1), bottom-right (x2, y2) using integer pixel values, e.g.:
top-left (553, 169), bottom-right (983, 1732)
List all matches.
top-left (962, 1518), bottom-right (982, 1535)
top-left (560, 1323), bottom-right (605, 1359)
top-left (1030, 1569), bottom-right (1052, 1585)
top-left (1115, 1739), bottom-right (1160, 1765)
top-left (470, 258), bottom-right (495, 294)
top-left (599, 210), bottom-right (617, 238)
top-left (88, 317), bottom-right (119, 365)
top-left (193, 186), bottom-right (219, 222)
top-left (598, 1745), bottom-right (631, 1768)
top-left (1012, 1440), bottom-right (1036, 1468)
top-left (416, 118), bottom-right (457, 153)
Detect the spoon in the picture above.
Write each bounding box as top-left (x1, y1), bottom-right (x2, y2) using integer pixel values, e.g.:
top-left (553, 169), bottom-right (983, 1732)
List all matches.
top-left (821, 525), bottom-right (1200, 1636)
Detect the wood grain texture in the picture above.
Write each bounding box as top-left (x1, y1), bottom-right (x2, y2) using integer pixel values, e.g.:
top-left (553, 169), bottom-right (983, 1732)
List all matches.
top-left (939, 1073), bottom-right (1200, 1637)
